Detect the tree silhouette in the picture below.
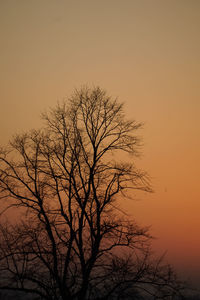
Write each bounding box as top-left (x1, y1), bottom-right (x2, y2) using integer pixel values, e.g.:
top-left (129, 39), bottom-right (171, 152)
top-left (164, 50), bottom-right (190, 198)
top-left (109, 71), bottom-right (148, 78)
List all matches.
top-left (0, 87), bottom-right (185, 299)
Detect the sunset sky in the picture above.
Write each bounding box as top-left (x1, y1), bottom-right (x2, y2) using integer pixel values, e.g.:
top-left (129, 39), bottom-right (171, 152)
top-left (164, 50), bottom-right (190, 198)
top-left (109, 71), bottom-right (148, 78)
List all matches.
top-left (0, 0), bottom-right (200, 289)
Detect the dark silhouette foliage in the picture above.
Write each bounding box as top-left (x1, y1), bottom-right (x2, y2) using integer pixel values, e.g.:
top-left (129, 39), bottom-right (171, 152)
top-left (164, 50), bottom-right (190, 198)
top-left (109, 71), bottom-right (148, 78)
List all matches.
top-left (0, 87), bottom-right (185, 299)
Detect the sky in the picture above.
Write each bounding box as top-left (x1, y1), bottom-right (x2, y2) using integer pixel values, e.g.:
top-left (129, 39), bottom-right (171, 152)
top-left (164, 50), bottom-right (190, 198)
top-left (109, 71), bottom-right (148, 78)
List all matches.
top-left (0, 0), bottom-right (200, 290)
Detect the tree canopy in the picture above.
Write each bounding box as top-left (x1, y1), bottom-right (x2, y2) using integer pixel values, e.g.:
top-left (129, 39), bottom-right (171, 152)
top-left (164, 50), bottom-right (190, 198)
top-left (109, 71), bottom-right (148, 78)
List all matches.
top-left (0, 87), bottom-right (185, 299)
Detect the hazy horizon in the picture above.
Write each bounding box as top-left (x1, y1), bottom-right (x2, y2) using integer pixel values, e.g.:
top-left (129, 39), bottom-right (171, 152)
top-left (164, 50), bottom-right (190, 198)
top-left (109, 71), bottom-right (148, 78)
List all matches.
top-left (0, 0), bottom-right (200, 292)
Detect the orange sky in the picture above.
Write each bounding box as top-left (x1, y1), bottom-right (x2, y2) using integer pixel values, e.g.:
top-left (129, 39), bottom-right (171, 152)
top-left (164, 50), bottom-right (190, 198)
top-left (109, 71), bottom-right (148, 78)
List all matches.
top-left (0, 0), bottom-right (200, 288)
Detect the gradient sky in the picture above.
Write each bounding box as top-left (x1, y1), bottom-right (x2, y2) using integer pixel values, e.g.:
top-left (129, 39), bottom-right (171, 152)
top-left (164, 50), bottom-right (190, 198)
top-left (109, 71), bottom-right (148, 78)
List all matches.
top-left (0, 0), bottom-right (200, 289)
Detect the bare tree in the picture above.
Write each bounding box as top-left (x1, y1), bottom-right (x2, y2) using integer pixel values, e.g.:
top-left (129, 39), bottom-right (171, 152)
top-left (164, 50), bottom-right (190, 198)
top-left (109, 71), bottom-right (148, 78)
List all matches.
top-left (0, 87), bottom-right (185, 299)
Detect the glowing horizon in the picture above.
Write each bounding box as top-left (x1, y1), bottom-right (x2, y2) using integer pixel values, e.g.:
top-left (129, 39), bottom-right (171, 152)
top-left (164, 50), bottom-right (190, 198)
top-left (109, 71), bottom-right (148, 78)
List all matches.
top-left (0, 0), bottom-right (199, 289)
